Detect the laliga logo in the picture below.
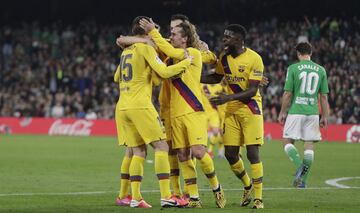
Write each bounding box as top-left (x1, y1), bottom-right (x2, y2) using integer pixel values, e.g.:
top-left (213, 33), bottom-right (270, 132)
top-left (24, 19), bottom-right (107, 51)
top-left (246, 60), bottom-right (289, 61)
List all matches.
top-left (346, 125), bottom-right (360, 143)
top-left (48, 120), bottom-right (93, 136)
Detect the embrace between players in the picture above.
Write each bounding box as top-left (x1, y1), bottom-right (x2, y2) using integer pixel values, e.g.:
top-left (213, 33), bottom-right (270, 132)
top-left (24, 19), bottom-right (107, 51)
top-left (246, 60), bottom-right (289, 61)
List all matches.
top-left (113, 14), bottom-right (329, 209)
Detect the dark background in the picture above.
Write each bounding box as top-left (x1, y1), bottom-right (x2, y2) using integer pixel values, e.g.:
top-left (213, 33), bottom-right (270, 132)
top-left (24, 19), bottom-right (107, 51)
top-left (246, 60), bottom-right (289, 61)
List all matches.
top-left (1, 0), bottom-right (359, 25)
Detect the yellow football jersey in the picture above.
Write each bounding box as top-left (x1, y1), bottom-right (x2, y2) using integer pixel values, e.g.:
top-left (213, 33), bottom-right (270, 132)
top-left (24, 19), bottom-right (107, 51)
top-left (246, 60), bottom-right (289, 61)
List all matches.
top-left (159, 79), bottom-right (171, 119)
top-left (114, 65), bottom-right (120, 83)
top-left (215, 48), bottom-right (264, 114)
top-left (202, 83), bottom-right (226, 98)
top-left (202, 83), bottom-right (226, 111)
top-left (115, 43), bottom-right (190, 110)
top-left (149, 29), bottom-right (204, 117)
top-left (149, 29), bottom-right (217, 64)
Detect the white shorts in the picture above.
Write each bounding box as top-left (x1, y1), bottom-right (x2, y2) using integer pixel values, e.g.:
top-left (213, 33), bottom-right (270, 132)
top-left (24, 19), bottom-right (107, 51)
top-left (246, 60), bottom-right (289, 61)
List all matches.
top-left (283, 114), bottom-right (321, 141)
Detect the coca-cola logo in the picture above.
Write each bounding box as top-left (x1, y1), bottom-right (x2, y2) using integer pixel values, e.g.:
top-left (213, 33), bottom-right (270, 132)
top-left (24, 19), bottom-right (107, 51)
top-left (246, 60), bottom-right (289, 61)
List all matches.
top-left (20, 117), bottom-right (32, 127)
top-left (346, 125), bottom-right (360, 143)
top-left (48, 120), bottom-right (93, 136)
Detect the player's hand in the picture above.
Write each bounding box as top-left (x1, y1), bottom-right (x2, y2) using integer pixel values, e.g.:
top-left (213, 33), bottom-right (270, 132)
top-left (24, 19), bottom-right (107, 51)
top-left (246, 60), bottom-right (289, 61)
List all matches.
top-left (184, 49), bottom-right (193, 63)
top-left (320, 117), bottom-right (328, 128)
top-left (187, 56), bottom-right (194, 63)
top-left (199, 40), bottom-right (209, 51)
top-left (139, 18), bottom-right (156, 34)
top-left (259, 76), bottom-right (269, 87)
top-left (184, 49), bottom-right (189, 58)
top-left (278, 112), bottom-right (287, 125)
top-left (116, 35), bottom-right (125, 49)
top-left (210, 95), bottom-right (231, 105)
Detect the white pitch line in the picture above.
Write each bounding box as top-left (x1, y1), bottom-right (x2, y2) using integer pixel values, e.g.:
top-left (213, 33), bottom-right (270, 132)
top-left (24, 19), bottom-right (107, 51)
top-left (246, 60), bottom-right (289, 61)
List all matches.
top-left (325, 177), bottom-right (360, 188)
top-left (0, 186), bottom-right (359, 197)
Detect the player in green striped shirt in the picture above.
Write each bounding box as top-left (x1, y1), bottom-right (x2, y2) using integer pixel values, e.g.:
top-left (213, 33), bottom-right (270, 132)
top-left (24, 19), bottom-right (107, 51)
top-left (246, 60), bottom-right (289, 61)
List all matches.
top-left (278, 42), bottom-right (329, 188)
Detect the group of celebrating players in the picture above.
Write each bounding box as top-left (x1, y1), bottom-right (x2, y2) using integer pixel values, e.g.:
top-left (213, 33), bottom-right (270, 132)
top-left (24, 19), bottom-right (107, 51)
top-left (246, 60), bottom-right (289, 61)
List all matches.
top-left (112, 13), bottom-right (329, 209)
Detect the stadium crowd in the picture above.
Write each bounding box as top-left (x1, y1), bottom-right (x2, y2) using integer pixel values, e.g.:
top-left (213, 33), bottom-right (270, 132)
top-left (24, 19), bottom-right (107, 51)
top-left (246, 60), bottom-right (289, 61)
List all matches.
top-left (0, 17), bottom-right (359, 124)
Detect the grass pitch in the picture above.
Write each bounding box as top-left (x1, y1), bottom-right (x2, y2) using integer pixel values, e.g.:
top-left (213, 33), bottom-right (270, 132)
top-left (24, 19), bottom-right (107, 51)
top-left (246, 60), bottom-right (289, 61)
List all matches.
top-left (0, 135), bottom-right (359, 212)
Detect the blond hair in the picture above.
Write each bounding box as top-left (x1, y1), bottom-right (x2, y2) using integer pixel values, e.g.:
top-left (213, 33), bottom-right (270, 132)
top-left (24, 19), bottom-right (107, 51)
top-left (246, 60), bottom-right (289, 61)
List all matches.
top-left (176, 21), bottom-right (202, 49)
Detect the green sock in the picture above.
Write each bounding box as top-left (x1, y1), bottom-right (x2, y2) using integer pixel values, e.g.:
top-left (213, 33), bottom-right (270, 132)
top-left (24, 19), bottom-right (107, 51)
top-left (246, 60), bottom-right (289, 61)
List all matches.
top-left (302, 150), bottom-right (314, 182)
top-left (284, 144), bottom-right (302, 169)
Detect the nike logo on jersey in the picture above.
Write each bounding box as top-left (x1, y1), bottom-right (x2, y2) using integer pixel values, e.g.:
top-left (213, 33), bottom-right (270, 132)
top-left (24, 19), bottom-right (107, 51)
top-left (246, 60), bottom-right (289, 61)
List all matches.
top-left (256, 137), bottom-right (262, 140)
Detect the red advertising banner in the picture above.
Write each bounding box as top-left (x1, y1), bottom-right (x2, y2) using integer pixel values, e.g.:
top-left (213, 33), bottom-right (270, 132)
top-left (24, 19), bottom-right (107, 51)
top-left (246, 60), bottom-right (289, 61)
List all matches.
top-left (0, 117), bottom-right (359, 143)
top-left (0, 117), bottom-right (116, 136)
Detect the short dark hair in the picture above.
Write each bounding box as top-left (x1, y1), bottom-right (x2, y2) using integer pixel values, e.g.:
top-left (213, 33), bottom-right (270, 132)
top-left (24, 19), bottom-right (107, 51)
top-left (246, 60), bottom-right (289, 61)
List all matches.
top-left (131, 16), bottom-right (150, 35)
top-left (295, 42), bottom-right (312, 55)
top-left (226, 24), bottom-right (247, 39)
top-left (171, 14), bottom-right (189, 22)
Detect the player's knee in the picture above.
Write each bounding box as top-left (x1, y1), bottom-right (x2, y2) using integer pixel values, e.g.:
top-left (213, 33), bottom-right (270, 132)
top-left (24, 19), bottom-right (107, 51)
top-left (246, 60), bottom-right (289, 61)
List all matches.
top-left (125, 147), bottom-right (134, 157)
top-left (132, 146), bottom-right (146, 158)
top-left (191, 145), bottom-right (206, 159)
top-left (151, 140), bottom-right (169, 152)
top-left (246, 152), bottom-right (260, 164)
top-left (246, 145), bottom-right (260, 164)
top-left (225, 152), bottom-right (238, 164)
top-left (177, 149), bottom-right (191, 162)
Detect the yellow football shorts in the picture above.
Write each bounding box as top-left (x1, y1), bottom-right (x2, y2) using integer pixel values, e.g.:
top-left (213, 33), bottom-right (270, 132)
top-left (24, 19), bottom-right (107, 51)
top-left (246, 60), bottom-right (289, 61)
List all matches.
top-left (115, 103), bottom-right (126, 146)
top-left (223, 107), bottom-right (264, 147)
top-left (116, 108), bottom-right (166, 147)
top-left (171, 112), bottom-right (208, 149)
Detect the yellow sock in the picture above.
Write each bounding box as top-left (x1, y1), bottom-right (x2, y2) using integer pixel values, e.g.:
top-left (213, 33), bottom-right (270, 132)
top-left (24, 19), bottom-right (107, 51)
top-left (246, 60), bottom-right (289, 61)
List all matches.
top-left (129, 155), bottom-right (144, 201)
top-left (179, 159), bottom-right (199, 198)
top-left (169, 154), bottom-right (181, 196)
top-left (155, 151), bottom-right (171, 199)
top-left (251, 162), bottom-right (263, 200)
top-left (199, 153), bottom-right (219, 190)
top-left (183, 184), bottom-right (189, 196)
top-left (230, 159), bottom-right (251, 187)
top-left (119, 155), bottom-right (132, 198)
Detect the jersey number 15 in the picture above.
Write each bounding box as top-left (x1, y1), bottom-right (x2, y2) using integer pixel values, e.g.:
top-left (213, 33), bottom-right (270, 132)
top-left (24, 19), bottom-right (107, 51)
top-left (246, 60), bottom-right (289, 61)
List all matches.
top-left (119, 54), bottom-right (133, 82)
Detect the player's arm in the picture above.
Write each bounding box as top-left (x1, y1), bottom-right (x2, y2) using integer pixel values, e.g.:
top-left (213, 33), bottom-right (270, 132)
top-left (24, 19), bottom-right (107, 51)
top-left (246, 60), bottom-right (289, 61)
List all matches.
top-left (199, 41), bottom-right (217, 64)
top-left (143, 45), bottom-right (191, 78)
top-left (210, 54), bottom-right (264, 105)
top-left (210, 81), bottom-right (259, 105)
top-left (201, 50), bottom-right (217, 64)
top-left (139, 18), bottom-right (186, 60)
top-left (319, 93), bottom-right (329, 128)
top-left (319, 70), bottom-right (330, 128)
top-left (201, 55), bottom-right (224, 84)
top-left (201, 72), bottom-right (224, 84)
top-left (278, 91), bottom-right (293, 125)
top-left (148, 29), bottom-right (185, 60)
top-left (116, 35), bottom-right (156, 49)
top-left (114, 65), bottom-right (120, 83)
